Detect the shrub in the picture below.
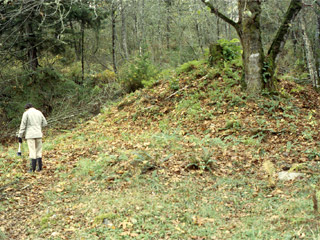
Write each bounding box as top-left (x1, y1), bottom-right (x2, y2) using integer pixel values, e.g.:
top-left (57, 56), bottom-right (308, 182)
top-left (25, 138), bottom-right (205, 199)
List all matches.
top-left (92, 69), bottom-right (116, 87)
top-left (119, 54), bottom-right (159, 92)
top-left (208, 38), bottom-right (241, 65)
top-left (1, 66), bottom-right (81, 127)
top-left (61, 62), bottom-right (84, 84)
top-left (176, 60), bottom-right (205, 75)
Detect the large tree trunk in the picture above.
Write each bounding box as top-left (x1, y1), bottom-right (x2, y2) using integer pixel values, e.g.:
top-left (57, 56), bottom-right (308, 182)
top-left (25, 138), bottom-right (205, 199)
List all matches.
top-left (201, 0), bottom-right (302, 94)
top-left (265, 0), bottom-right (302, 90)
top-left (300, 15), bottom-right (319, 88)
top-left (238, 1), bottom-right (264, 94)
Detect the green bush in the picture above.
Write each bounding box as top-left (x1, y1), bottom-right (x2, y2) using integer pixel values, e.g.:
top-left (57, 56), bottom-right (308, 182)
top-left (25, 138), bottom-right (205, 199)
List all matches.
top-left (218, 38), bottom-right (241, 61)
top-left (176, 60), bottom-right (205, 75)
top-left (119, 54), bottom-right (159, 92)
top-left (91, 69), bottom-right (116, 87)
top-left (208, 38), bottom-right (241, 65)
top-left (61, 62), bottom-right (83, 84)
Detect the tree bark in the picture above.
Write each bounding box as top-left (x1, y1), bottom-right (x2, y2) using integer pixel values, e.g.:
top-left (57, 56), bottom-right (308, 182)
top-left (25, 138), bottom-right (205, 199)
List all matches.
top-left (264, 0), bottom-right (302, 90)
top-left (111, 1), bottom-right (117, 74)
top-left (300, 15), bottom-right (319, 88)
top-left (267, 0), bottom-right (302, 64)
top-left (237, 0), bottom-right (264, 94)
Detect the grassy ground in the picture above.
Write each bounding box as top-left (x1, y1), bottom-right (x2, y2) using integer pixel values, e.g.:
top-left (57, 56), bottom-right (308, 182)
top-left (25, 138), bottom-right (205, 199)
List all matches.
top-left (1, 60), bottom-right (320, 239)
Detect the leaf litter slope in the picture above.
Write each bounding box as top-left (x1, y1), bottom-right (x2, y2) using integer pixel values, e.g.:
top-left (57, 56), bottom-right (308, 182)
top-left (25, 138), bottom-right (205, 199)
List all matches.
top-left (1, 65), bottom-right (320, 239)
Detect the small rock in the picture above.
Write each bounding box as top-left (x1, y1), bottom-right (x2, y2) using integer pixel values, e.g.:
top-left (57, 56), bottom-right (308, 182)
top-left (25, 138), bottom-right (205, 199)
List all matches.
top-left (103, 218), bottom-right (114, 227)
top-left (278, 171), bottom-right (304, 181)
top-left (51, 232), bottom-right (59, 237)
top-left (130, 218), bottom-right (138, 224)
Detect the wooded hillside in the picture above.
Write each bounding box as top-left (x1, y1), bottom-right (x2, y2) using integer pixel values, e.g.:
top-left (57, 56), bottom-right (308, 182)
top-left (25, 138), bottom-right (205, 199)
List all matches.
top-left (1, 0), bottom-right (320, 239)
top-left (0, 0), bottom-right (319, 135)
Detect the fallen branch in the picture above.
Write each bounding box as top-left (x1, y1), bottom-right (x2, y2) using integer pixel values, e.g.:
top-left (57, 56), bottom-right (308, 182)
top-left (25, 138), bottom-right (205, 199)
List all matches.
top-left (166, 85), bottom-right (189, 100)
top-left (47, 114), bottom-right (76, 124)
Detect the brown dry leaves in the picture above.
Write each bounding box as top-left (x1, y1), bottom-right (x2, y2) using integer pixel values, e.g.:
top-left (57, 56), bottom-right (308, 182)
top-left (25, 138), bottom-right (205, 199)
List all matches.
top-left (2, 74), bottom-right (320, 239)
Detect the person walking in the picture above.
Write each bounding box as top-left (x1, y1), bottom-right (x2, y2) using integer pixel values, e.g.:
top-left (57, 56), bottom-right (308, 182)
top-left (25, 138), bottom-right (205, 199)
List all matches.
top-left (18, 103), bottom-right (47, 172)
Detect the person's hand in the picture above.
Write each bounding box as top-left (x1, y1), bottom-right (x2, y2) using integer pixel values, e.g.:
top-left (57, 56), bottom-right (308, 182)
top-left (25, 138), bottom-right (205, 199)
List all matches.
top-left (18, 137), bottom-right (22, 143)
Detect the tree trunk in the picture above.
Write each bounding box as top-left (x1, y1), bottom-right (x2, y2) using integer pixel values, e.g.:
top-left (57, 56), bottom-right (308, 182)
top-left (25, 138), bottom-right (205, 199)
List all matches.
top-left (300, 16), bottom-right (319, 88)
top-left (216, 17), bottom-right (220, 39)
top-left (81, 20), bottom-right (85, 83)
top-left (195, 20), bottom-right (203, 53)
top-left (266, 0), bottom-right (302, 83)
top-left (111, 2), bottom-right (117, 74)
top-left (139, 0), bottom-right (145, 55)
top-left (316, 9), bottom-right (320, 79)
top-left (165, 0), bottom-right (172, 50)
top-left (120, 0), bottom-right (129, 60)
top-left (291, 30), bottom-right (299, 57)
top-left (70, 20), bottom-right (80, 61)
top-left (238, 1), bottom-right (264, 94)
top-left (25, 22), bottom-right (39, 71)
top-left (201, 0), bottom-right (302, 94)
top-left (132, 0), bottom-right (139, 53)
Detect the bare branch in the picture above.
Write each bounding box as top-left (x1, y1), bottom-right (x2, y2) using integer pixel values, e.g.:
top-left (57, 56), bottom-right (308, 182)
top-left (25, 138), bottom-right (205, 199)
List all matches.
top-left (200, 0), bottom-right (239, 30)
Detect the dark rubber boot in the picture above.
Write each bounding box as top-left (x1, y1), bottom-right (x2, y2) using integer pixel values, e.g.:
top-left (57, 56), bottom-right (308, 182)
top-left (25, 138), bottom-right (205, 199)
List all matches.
top-left (28, 159), bottom-right (37, 172)
top-left (37, 158), bottom-right (42, 172)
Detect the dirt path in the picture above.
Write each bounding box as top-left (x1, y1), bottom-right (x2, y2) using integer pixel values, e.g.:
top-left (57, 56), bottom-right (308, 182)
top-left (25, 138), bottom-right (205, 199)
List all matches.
top-left (0, 154), bottom-right (68, 239)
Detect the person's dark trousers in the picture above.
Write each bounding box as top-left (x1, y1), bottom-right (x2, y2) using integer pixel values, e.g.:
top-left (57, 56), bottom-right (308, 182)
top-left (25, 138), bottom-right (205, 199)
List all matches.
top-left (29, 159), bottom-right (37, 172)
top-left (37, 158), bottom-right (42, 172)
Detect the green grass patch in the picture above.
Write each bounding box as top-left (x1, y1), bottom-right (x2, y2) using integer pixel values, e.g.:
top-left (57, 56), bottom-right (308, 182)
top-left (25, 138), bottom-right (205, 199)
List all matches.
top-left (30, 173), bottom-right (320, 239)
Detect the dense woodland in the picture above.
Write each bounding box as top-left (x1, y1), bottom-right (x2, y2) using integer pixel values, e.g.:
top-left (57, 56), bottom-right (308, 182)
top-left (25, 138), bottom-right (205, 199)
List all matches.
top-left (0, 0), bottom-right (319, 137)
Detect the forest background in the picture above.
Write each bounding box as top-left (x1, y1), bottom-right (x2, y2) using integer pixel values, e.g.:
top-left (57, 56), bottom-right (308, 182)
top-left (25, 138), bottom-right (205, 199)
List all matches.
top-left (0, 0), bottom-right (319, 137)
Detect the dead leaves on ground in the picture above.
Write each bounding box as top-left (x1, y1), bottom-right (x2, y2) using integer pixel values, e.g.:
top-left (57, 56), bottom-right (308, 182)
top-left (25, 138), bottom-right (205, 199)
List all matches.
top-left (2, 76), bottom-right (320, 239)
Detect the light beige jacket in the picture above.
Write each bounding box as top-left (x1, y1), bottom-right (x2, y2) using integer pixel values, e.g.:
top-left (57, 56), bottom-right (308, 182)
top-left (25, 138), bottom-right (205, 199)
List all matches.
top-left (18, 108), bottom-right (47, 139)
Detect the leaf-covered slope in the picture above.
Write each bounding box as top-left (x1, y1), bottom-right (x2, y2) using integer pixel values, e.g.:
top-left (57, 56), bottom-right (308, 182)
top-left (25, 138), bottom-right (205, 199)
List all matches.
top-left (69, 64), bottom-right (320, 177)
top-left (1, 61), bottom-right (320, 239)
